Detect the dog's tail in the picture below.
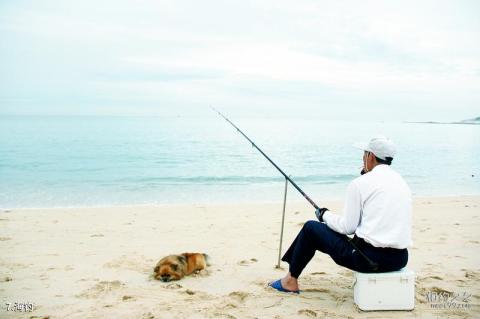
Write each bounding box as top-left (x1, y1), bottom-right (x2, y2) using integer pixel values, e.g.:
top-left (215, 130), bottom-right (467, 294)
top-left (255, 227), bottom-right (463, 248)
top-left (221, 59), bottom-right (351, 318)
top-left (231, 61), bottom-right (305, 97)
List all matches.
top-left (203, 254), bottom-right (212, 266)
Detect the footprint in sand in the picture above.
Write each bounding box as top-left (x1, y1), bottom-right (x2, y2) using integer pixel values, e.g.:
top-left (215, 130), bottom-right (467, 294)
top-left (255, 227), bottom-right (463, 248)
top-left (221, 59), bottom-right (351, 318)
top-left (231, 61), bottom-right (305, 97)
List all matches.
top-left (298, 309), bottom-right (317, 317)
top-left (165, 283), bottom-right (182, 289)
top-left (76, 280), bottom-right (124, 298)
top-left (122, 295), bottom-right (136, 301)
top-left (465, 270), bottom-right (480, 279)
top-left (237, 258), bottom-right (258, 266)
top-left (222, 303), bottom-right (238, 310)
top-left (228, 291), bottom-right (249, 303)
top-left (213, 313), bottom-right (237, 319)
top-left (418, 275), bottom-right (443, 281)
top-left (1, 276), bottom-right (12, 282)
top-left (141, 312), bottom-right (155, 319)
top-left (302, 287), bottom-right (330, 293)
top-left (182, 289), bottom-right (210, 299)
top-left (415, 287), bottom-right (429, 304)
top-left (77, 277), bottom-right (99, 282)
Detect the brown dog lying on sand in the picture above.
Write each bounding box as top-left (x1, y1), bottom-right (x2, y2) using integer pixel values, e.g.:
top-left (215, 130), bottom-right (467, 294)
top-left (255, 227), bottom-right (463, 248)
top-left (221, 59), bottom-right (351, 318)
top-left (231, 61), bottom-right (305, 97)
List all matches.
top-left (154, 253), bottom-right (210, 282)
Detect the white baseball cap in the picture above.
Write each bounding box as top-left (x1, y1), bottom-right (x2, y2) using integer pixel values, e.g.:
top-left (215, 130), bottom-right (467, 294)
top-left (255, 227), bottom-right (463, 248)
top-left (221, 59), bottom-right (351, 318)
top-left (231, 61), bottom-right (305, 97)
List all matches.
top-left (354, 136), bottom-right (396, 160)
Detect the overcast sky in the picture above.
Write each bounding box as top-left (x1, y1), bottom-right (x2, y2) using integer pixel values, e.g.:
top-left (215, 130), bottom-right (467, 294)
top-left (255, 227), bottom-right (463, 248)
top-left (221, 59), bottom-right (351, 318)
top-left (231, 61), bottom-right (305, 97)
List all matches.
top-left (1, 0), bottom-right (479, 121)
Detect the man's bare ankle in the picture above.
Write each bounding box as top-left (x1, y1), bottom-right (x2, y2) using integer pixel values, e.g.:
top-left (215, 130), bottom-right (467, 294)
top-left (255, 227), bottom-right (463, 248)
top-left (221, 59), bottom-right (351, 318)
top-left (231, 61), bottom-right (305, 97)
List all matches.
top-left (281, 276), bottom-right (299, 290)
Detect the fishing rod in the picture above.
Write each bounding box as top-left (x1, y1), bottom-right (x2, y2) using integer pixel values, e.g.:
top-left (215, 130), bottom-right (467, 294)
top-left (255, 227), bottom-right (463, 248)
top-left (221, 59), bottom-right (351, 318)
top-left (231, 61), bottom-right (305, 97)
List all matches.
top-left (212, 107), bottom-right (379, 271)
top-left (211, 107), bottom-right (319, 210)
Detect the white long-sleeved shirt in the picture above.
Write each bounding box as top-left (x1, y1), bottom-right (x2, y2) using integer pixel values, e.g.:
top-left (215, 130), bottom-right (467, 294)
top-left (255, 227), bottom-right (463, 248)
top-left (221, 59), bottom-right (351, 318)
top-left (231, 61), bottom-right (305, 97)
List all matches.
top-left (322, 164), bottom-right (412, 249)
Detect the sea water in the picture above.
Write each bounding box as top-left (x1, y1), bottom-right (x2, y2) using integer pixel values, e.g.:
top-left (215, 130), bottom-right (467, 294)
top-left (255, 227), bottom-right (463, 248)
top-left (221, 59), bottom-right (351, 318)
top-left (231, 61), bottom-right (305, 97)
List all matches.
top-left (0, 115), bottom-right (479, 208)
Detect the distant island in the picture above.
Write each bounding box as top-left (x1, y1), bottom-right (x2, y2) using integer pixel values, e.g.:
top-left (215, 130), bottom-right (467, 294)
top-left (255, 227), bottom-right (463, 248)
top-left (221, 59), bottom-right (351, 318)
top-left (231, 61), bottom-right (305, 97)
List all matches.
top-left (406, 116), bottom-right (480, 125)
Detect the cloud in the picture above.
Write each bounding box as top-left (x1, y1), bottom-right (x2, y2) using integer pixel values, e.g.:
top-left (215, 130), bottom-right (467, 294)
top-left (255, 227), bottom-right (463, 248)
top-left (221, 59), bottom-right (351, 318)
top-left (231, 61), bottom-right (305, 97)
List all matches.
top-left (0, 0), bottom-right (479, 120)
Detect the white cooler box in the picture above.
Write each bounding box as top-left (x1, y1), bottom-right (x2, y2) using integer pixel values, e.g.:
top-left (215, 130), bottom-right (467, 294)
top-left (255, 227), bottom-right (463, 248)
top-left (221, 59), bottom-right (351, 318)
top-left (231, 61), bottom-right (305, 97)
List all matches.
top-left (353, 268), bottom-right (415, 311)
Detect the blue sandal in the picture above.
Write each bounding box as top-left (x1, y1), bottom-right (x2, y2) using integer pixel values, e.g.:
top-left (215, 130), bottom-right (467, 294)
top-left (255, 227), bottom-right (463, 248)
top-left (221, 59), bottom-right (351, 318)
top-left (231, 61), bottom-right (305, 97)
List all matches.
top-left (269, 279), bottom-right (300, 294)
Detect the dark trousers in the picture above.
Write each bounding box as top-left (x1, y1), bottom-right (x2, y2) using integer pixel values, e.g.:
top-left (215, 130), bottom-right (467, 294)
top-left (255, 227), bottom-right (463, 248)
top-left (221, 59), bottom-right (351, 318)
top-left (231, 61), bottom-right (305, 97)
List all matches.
top-left (282, 220), bottom-right (408, 278)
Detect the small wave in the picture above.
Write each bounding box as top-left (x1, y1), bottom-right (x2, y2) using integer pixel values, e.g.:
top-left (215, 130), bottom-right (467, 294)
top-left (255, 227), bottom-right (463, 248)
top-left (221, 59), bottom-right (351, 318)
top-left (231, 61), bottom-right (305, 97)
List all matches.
top-left (114, 174), bottom-right (356, 186)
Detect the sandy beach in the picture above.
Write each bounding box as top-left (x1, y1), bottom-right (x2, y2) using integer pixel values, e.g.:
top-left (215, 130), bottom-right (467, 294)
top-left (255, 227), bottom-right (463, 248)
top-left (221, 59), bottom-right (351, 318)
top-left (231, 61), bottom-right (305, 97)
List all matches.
top-left (1, 196), bottom-right (479, 318)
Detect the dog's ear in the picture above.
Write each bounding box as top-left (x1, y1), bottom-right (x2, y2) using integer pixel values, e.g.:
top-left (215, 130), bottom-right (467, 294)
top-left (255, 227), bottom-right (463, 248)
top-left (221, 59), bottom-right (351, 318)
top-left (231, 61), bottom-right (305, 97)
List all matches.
top-left (177, 255), bottom-right (187, 264)
top-left (154, 266), bottom-right (159, 273)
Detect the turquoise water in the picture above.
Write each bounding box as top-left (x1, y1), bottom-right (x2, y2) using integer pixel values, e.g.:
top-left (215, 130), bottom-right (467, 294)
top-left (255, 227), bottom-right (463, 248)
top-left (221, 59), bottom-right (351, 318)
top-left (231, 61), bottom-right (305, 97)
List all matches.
top-left (0, 115), bottom-right (479, 208)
